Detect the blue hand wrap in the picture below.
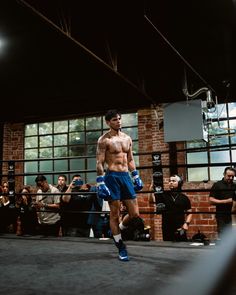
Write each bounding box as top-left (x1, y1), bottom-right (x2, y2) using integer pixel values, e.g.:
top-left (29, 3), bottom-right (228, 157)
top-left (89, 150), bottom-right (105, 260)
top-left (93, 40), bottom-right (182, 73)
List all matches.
top-left (131, 170), bottom-right (143, 191)
top-left (96, 176), bottom-right (111, 200)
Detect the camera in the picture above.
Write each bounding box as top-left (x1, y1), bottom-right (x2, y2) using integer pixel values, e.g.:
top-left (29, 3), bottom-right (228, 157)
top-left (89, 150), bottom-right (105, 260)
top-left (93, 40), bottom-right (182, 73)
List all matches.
top-left (73, 179), bottom-right (83, 186)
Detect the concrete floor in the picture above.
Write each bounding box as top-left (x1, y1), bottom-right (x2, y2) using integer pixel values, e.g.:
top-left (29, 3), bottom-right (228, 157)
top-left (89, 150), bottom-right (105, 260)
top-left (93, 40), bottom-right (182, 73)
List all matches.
top-left (0, 234), bottom-right (234, 295)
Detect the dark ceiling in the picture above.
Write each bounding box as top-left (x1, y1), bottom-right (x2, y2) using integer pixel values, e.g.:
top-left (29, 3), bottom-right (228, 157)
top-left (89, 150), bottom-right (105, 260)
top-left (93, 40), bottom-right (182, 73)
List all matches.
top-left (0, 0), bottom-right (236, 123)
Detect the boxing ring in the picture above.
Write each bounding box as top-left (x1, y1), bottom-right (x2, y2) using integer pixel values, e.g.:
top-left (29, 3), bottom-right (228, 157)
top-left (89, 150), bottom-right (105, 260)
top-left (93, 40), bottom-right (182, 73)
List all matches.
top-left (0, 234), bottom-right (219, 295)
top-left (1, 155), bottom-right (236, 294)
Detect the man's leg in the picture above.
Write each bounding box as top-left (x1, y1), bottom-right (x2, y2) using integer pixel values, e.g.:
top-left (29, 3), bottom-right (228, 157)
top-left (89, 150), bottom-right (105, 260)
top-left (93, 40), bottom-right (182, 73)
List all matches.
top-left (109, 200), bottom-right (129, 261)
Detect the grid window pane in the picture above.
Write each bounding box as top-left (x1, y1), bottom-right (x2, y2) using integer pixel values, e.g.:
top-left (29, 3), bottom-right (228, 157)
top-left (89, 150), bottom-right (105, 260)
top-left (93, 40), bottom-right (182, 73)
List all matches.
top-left (25, 149), bottom-right (38, 159)
top-left (25, 136), bottom-right (38, 148)
top-left (54, 121), bottom-right (68, 133)
top-left (87, 172), bottom-right (97, 184)
top-left (132, 141), bottom-right (139, 154)
top-left (69, 145), bottom-right (86, 156)
top-left (230, 136), bottom-right (236, 144)
top-left (124, 127), bottom-right (138, 140)
top-left (208, 104), bottom-right (227, 119)
top-left (209, 136), bottom-right (229, 146)
top-left (86, 131), bottom-right (101, 144)
top-left (122, 113), bottom-right (138, 127)
top-left (87, 145), bottom-right (96, 156)
top-left (187, 152), bottom-right (208, 164)
top-left (87, 158), bottom-right (96, 170)
top-left (229, 119), bottom-right (236, 131)
top-left (210, 150), bottom-right (230, 163)
top-left (39, 122), bottom-right (52, 135)
top-left (39, 135), bottom-right (52, 147)
top-left (134, 155), bottom-right (139, 167)
top-left (186, 140), bottom-right (206, 149)
top-left (25, 124), bottom-right (37, 136)
top-left (69, 132), bottom-right (85, 145)
top-left (188, 168), bottom-right (208, 181)
top-left (69, 159), bottom-right (85, 171)
top-left (69, 119), bottom-right (84, 131)
top-left (86, 116), bottom-right (102, 130)
top-left (39, 160), bottom-right (53, 172)
top-left (232, 149), bottom-right (236, 161)
top-left (24, 161), bottom-right (38, 173)
top-left (54, 147), bottom-right (68, 157)
top-left (210, 167), bottom-right (224, 181)
top-left (39, 148), bottom-right (53, 158)
top-left (54, 160), bottom-right (68, 172)
top-left (228, 102), bottom-right (236, 117)
top-left (54, 134), bottom-right (67, 146)
top-left (208, 121), bottom-right (228, 135)
top-left (25, 175), bottom-right (36, 186)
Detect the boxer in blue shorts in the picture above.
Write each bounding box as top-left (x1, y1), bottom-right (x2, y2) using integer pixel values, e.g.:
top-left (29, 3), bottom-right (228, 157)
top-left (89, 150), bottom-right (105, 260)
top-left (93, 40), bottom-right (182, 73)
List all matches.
top-left (104, 171), bottom-right (136, 201)
top-left (96, 109), bottom-right (143, 261)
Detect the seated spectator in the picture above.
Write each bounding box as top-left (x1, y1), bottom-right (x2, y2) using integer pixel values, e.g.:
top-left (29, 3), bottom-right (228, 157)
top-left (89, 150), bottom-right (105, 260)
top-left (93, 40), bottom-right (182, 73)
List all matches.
top-left (61, 175), bottom-right (95, 237)
top-left (15, 185), bottom-right (39, 236)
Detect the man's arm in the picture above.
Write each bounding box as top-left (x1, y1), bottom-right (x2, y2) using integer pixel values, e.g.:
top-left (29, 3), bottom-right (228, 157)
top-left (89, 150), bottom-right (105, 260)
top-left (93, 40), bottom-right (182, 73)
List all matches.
top-left (127, 137), bottom-right (136, 172)
top-left (127, 137), bottom-right (143, 191)
top-left (61, 181), bottom-right (73, 203)
top-left (209, 196), bottom-right (232, 205)
top-left (96, 137), bottom-right (110, 199)
top-left (96, 138), bottom-right (106, 176)
top-left (232, 201), bottom-right (236, 225)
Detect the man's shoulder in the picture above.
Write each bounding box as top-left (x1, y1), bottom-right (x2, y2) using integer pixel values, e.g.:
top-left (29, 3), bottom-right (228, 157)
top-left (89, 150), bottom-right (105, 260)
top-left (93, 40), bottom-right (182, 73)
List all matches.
top-left (98, 132), bottom-right (110, 141)
top-left (49, 184), bottom-right (60, 193)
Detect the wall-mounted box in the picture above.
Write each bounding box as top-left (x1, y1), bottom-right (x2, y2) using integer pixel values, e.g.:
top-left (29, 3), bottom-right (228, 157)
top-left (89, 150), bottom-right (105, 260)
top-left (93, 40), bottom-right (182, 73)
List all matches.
top-left (163, 99), bottom-right (208, 142)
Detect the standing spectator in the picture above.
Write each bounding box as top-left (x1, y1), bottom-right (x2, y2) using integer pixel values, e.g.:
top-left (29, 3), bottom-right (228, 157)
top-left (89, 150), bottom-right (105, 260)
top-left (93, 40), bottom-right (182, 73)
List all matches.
top-left (15, 185), bottom-right (38, 236)
top-left (34, 175), bottom-right (61, 237)
top-left (0, 185), bottom-right (6, 234)
top-left (156, 174), bottom-right (192, 241)
top-left (0, 181), bottom-right (17, 233)
top-left (210, 166), bottom-right (236, 238)
top-left (87, 185), bottom-right (103, 238)
top-left (61, 175), bottom-right (95, 237)
top-left (56, 174), bottom-right (69, 236)
top-left (96, 109), bottom-right (143, 261)
top-left (2, 181), bottom-right (9, 195)
top-left (56, 174), bottom-right (68, 193)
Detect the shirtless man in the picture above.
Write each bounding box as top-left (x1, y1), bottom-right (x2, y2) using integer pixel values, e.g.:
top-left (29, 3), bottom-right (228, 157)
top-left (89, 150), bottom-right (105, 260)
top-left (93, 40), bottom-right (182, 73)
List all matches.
top-left (96, 109), bottom-right (143, 261)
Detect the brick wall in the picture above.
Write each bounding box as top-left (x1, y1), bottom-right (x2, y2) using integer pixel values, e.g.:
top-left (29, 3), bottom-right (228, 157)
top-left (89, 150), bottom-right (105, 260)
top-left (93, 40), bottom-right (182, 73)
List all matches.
top-left (2, 123), bottom-right (24, 191)
top-left (137, 107), bottom-right (218, 241)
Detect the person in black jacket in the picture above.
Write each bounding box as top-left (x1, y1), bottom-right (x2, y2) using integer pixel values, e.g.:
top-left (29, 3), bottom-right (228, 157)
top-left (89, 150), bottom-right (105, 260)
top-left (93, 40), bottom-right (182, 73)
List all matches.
top-left (61, 175), bottom-right (95, 237)
top-left (210, 166), bottom-right (236, 238)
top-left (15, 185), bottom-right (38, 236)
top-left (156, 174), bottom-right (192, 241)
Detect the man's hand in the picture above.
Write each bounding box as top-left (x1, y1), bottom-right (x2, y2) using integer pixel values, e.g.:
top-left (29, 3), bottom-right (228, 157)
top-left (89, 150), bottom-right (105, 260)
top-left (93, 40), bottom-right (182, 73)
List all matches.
top-left (131, 170), bottom-right (143, 191)
top-left (96, 176), bottom-right (111, 200)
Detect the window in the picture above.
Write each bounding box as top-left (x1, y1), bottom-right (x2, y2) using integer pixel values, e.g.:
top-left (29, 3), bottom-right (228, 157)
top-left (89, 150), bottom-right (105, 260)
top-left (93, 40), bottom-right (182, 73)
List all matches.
top-left (24, 113), bottom-right (138, 185)
top-left (187, 102), bottom-right (236, 181)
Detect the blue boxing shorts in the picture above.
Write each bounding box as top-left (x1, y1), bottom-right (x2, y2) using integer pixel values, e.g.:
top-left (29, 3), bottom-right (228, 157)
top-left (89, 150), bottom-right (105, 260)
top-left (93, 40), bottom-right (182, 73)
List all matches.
top-left (104, 171), bottom-right (136, 201)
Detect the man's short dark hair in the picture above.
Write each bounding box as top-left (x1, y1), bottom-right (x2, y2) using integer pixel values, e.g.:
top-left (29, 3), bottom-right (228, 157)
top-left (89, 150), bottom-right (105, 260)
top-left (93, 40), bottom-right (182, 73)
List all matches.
top-left (72, 174), bottom-right (81, 179)
top-left (224, 166), bottom-right (236, 175)
top-left (58, 174), bottom-right (67, 181)
top-left (105, 109), bottom-right (121, 121)
top-left (35, 175), bottom-right (47, 183)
